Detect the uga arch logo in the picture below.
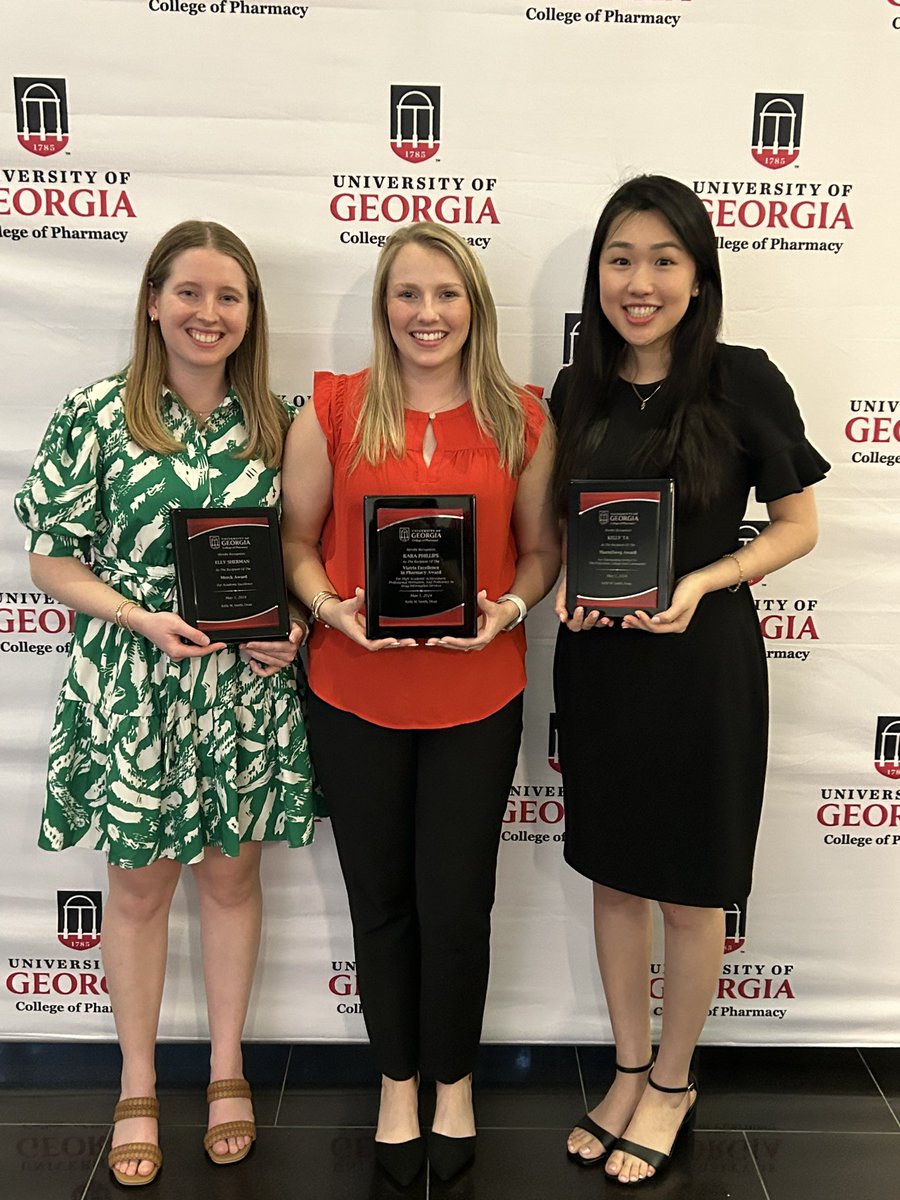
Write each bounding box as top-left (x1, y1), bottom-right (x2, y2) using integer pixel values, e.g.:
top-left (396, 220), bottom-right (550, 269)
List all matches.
top-left (390, 85), bottom-right (441, 163)
top-left (57, 890), bottom-right (102, 951)
top-left (14, 77), bottom-right (69, 157)
top-left (874, 716), bottom-right (900, 780)
top-left (751, 93), bottom-right (803, 170)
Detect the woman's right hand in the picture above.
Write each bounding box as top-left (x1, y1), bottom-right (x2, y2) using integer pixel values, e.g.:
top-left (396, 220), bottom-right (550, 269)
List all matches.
top-left (553, 572), bottom-right (613, 631)
top-left (129, 609), bottom-right (227, 660)
top-left (317, 589), bottom-right (418, 652)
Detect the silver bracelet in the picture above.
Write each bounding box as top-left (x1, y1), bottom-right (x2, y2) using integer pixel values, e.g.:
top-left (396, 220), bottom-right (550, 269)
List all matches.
top-left (496, 592), bottom-right (527, 630)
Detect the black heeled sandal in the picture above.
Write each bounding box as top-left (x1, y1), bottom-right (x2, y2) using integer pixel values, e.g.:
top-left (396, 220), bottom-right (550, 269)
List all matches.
top-left (609, 1072), bottom-right (698, 1184)
top-left (566, 1056), bottom-right (654, 1168)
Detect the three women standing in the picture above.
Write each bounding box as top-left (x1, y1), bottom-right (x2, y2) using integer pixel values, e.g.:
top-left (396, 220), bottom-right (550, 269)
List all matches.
top-left (17, 191), bottom-right (828, 1189)
top-left (552, 176), bottom-right (828, 1184)
top-left (15, 221), bottom-right (318, 1184)
top-left (280, 221), bottom-right (559, 1184)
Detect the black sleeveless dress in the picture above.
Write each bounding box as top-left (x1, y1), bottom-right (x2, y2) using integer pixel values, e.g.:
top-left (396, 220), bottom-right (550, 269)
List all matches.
top-left (552, 345), bottom-right (829, 907)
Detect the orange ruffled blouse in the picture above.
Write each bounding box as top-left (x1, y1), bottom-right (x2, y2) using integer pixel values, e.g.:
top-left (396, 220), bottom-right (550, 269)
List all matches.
top-left (307, 369), bottom-right (546, 729)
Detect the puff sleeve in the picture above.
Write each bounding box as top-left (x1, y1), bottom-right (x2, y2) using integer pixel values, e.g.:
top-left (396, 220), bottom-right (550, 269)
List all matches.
top-left (14, 386), bottom-right (103, 559)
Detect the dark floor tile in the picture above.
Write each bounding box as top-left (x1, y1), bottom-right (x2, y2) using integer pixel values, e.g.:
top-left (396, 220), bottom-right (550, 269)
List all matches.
top-left (691, 1045), bottom-right (897, 1132)
top-left (285, 1042), bottom-right (376, 1088)
top-left (83, 1125), bottom-right (426, 1200)
top-left (0, 1124), bottom-right (106, 1200)
top-left (429, 1127), bottom-right (767, 1200)
top-left (476, 1045), bottom-right (581, 1087)
top-left (471, 1046), bottom-right (584, 1128)
top-left (278, 1086), bottom-right (379, 1129)
top-left (280, 1044), bottom-right (379, 1127)
top-left (0, 1088), bottom-right (116, 1125)
top-left (749, 1131), bottom-right (900, 1200)
top-left (860, 1046), bottom-right (900, 1104)
top-left (471, 1084), bottom-right (584, 1130)
top-left (0, 1041), bottom-right (122, 1089)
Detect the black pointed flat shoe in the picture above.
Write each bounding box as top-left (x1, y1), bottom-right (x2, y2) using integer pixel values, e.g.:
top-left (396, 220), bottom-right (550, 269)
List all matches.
top-left (566, 1055), bottom-right (654, 1167)
top-left (374, 1136), bottom-right (426, 1187)
top-left (427, 1131), bottom-right (476, 1181)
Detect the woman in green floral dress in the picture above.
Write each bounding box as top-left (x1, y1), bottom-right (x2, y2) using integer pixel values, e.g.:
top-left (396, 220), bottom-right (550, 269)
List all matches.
top-left (15, 221), bottom-right (317, 1185)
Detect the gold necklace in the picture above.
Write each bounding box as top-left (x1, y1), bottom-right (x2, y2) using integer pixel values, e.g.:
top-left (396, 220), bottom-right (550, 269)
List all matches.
top-left (407, 388), bottom-right (466, 421)
top-left (629, 380), bottom-right (664, 411)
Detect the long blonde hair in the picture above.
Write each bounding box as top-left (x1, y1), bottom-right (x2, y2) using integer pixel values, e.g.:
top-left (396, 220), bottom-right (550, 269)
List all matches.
top-left (356, 222), bottom-right (527, 473)
top-left (124, 220), bottom-right (288, 466)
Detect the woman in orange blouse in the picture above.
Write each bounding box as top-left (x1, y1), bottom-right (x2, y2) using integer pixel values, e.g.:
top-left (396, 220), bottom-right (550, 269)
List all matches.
top-left (281, 222), bottom-right (559, 1185)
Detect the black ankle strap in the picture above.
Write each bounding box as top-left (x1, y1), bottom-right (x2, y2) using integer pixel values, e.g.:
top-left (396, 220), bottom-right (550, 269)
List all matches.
top-left (648, 1071), bottom-right (696, 1094)
top-left (614, 1055), bottom-right (655, 1075)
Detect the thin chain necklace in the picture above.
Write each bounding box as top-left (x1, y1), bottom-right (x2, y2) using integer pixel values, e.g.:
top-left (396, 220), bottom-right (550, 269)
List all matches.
top-left (629, 380), bottom-right (664, 411)
top-left (407, 386), bottom-right (466, 421)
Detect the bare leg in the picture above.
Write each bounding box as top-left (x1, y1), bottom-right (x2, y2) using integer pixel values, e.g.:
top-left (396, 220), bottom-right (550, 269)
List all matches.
top-left (104, 858), bottom-right (182, 1179)
top-left (192, 842), bottom-right (263, 1158)
top-left (568, 884), bottom-right (654, 1161)
top-left (376, 1076), bottom-right (421, 1144)
top-left (606, 902), bottom-right (724, 1183)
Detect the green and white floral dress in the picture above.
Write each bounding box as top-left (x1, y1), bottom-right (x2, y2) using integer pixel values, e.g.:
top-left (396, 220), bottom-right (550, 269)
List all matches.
top-left (15, 374), bottom-right (320, 869)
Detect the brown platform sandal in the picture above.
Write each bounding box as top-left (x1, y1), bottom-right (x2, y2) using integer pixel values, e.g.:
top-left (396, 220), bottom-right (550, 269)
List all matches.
top-left (108, 1096), bottom-right (162, 1187)
top-left (204, 1078), bottom-right (256, 1165)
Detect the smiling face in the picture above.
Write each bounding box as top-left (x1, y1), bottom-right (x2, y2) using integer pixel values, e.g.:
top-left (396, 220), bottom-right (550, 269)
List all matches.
top-left (385, 243), bottom-right (472, 380)
top-left (598, 209), bottom-right (699, 375)
top-left (147, 246), bottom-right (250, 387)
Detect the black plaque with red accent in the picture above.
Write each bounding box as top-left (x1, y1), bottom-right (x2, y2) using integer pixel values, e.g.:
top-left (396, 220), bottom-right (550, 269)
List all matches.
top-left (566, 479), bottom-right (674, 618)
top-left (170, 507), bottom-right (290, 642)
top-left (364, 495), bottom-right (477, 639)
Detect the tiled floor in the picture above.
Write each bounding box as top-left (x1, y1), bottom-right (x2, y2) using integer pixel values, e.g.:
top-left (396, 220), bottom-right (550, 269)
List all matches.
top-left (1, 1041), bottom-right (898, 1199)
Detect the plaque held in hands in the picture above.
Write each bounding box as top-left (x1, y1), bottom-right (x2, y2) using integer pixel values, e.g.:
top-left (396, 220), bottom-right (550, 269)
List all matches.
top-left (364, 495), bottom-right (477, 639)
top-left (566, 479), bottom-right (674, 618)
top-left (170, 507), bottom-right (291, 642)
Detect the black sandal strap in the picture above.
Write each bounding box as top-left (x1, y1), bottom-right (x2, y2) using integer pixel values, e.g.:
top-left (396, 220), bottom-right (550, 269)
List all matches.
top-left (614, 1055), bottom-right (655, 1074)
top-left (614, 1136), bottom-right (669, 1172)
top-left (648, 1071), bottom-right (696, 1095)
top-left (572, 1115), bottom-right (618, 1152)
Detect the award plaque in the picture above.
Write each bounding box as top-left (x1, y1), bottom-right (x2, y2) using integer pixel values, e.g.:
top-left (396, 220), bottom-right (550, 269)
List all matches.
top-left (170, 507), bottom-right (290, 642)
top-left (566, 479), bottom-right (675, 617)
top-left (364, 495), bottom-right (477, 639)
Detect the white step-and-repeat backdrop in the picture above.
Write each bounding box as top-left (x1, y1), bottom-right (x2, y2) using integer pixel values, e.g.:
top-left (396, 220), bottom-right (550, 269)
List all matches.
top-left (2, 0), bottom-right (898, 1046)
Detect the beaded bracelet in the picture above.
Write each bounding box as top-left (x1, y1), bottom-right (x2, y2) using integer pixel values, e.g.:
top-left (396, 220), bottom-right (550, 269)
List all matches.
top-left (721, 553), bottom-right (744, 593)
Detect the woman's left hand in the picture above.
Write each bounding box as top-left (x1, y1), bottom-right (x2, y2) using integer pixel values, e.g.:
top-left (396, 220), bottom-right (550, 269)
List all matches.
top-left (426, 590), bottom-right (517, 652)
top-left (239, 620), bottom-right (306, 676)
top-left (621, 574), bottom-right (706, 635)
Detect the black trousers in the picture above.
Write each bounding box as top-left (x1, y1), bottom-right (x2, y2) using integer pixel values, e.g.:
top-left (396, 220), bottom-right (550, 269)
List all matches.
top-left (307, 689), bottom-right (523, 1083)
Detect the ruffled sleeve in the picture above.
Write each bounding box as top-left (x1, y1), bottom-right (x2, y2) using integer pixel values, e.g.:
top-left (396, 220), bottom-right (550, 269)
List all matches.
top-left (14, 385), bottom-right (104, 559)
top-left (722, 346), bottom-right (830, 503)
top-left (313, 370), bottom-right (361, 464)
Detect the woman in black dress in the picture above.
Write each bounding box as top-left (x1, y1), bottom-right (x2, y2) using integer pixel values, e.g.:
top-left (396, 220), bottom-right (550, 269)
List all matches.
top-left (551, 176), bottom-right (828, 1185)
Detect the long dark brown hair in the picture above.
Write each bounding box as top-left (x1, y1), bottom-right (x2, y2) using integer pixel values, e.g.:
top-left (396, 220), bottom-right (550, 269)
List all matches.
top-left (552, 175), bottom-right (737, 513)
